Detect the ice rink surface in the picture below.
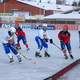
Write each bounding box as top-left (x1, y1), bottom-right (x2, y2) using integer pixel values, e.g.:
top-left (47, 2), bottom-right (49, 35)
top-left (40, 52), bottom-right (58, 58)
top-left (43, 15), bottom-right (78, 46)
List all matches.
top-left (0, 28), bottom-right (80, 80)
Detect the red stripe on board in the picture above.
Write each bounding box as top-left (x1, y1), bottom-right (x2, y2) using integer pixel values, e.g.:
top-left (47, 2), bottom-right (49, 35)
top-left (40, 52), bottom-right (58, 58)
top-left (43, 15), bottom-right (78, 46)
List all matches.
top-left (44, 59), bottom-right (80, 80)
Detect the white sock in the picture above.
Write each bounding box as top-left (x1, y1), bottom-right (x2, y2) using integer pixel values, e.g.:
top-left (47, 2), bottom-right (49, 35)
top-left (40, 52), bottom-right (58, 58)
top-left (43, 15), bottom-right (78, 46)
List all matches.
top-left (37, 48), bottom-right (41, 53)
top-left (16, 53), bottom-right (20, 57)
top-left (44, 48), bottom-right (48, 52)
top-left (7, 53), bottom-right (13, 59)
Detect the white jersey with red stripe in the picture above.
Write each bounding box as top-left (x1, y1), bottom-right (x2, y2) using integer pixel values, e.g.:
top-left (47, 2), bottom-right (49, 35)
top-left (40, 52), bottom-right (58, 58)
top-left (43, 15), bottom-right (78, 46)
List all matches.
top-left (3, 33), bottom-right (17, 44)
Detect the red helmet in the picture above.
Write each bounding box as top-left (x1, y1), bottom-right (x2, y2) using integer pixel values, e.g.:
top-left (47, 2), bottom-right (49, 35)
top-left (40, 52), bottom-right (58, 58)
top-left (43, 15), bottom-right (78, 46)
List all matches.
top-left (15, 21), bottom-right (20, 26)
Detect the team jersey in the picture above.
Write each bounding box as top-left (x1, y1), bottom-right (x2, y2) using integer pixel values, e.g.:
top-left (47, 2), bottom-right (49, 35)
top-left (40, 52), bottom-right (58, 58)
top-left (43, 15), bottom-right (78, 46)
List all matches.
top-left (3, 30), bottom-right (17, 44)
top-left (58, 30), bottom-right (70, 44)
top-left (3, 34), bottom-right (14, 44)
top-left (15, 27), bottom-right (25, 37)
top-left (37, 29), bottom-right (50, 39)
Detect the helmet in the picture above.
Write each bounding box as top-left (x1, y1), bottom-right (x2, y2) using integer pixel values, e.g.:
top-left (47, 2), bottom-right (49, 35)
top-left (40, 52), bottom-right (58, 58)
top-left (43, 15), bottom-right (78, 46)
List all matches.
top-left (42, 23), bottom-right (47, 31)
top-left (42, 23), bottom-right (47, 27)
top-left (9, 27), bottom-right (16, 33)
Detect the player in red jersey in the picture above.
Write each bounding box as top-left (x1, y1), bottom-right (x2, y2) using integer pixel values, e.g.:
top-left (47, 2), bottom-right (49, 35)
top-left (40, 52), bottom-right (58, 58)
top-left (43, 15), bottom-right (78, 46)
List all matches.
top-left (58, 25), bottom-right (73, 59)
top-left (15, 23), bottom-right (29, 51)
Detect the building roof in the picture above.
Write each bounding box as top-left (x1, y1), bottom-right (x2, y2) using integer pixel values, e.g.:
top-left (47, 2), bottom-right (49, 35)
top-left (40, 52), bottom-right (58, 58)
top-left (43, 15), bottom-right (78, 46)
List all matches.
top-left (44, 11), bottom-right (80, 20)
top-left (17, 0), bottom-right (73, 11)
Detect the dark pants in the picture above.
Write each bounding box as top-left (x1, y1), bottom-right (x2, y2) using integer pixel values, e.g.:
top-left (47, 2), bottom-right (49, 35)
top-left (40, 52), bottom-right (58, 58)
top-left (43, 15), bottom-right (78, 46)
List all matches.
top-left (17, 36), bottom-right (27, 45)
top-left (60, 41), bottom-right (71, 53)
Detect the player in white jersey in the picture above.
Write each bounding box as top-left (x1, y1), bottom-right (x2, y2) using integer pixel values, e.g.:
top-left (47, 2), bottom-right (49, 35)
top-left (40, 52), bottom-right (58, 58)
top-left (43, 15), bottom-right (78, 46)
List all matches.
top-left (3, 27), bottom-right (22, 63)
top-left (35, 24), bottom-right (53, 57)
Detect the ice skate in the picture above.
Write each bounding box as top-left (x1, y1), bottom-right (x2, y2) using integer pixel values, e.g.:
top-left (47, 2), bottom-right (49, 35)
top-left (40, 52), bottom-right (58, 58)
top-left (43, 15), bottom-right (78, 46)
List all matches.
top-left (44, 51), bottom-right (50, 57)
top-left (63, 49), bottom-right (68, 59)
top-left (18, 57), bottom-right (22, 62)
top-left (17, 55), bottom-right (22, 62)
top-left (64, 55), bottom-right (68, 59)
top-left (9, 57), bottom-right (14, 63)
top-left (16, 46), bottom-right (21, 50)
top-left (35, 51), bottom-right (42, 57)
top-left (70, 54), bottom-right (74, 59)
top-left (26, 48), bottom-right (30, 51)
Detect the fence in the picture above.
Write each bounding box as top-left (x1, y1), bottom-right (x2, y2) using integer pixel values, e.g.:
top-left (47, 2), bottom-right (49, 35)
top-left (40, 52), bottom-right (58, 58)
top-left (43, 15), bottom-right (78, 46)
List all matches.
top-left (0, 22), bottom-right (78, 30)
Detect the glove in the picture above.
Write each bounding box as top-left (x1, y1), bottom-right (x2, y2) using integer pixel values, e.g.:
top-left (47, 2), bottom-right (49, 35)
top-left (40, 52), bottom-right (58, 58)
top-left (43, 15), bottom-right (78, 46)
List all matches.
top-left (50, 39), bottom-right (53, 44)
top-left (43, 38), bottom-right (48, 42)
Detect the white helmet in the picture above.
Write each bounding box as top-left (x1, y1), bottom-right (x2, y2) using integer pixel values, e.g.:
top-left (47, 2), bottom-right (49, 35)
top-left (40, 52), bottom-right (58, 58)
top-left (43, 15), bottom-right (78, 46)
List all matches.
top-left (9, 27), bottom-right (16, 33)
top-left (42, 23), bottom-right (47, 27)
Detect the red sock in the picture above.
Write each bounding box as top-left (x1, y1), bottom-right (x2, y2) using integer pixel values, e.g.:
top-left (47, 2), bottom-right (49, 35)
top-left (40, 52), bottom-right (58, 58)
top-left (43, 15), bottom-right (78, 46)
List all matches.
top-left (26, 44), bottom-right (29, 48)
top-left (17, 43), bottom-right (20, 47)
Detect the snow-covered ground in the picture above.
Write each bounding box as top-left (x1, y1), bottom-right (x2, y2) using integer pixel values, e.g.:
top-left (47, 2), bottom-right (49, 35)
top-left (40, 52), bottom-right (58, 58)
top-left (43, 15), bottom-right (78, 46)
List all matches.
top-left (0, 28), bottom-right (80, 80)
